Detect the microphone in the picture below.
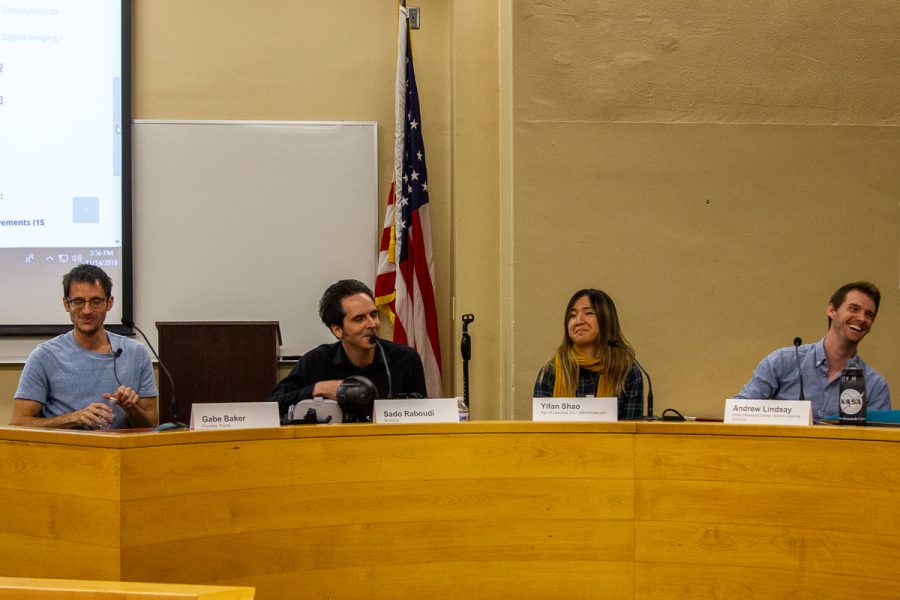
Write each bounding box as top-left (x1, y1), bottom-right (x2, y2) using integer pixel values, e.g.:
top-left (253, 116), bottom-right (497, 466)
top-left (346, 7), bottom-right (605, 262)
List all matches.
top-left (122, 318), bottom-right (187, 431)
top-left (370, 334), bottom-right (393, 399)
top-left (793, 337), bottom-right (805, 401)
top-left (111, 347), bottom-right (124, 387)
top-left (608, 339), bottom-right (655, 419)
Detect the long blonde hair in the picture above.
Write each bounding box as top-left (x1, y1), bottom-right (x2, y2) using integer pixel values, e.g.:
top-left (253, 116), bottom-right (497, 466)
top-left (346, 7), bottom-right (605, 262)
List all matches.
top-left (550, 289), bottom-right (635, 397)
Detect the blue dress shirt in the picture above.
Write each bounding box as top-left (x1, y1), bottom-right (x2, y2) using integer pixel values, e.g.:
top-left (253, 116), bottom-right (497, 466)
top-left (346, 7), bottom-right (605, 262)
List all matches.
top-left (735, 338), bottom-right (891, 421)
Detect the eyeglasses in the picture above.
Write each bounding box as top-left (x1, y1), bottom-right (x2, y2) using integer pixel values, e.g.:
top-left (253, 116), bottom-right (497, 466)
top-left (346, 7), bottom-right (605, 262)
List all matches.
top-left (66, 297), bottom-right (108, 309)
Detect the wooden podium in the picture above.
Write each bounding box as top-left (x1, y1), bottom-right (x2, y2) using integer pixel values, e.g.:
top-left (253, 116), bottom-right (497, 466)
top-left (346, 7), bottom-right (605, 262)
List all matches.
top-left (155, 321), bottom-right (281, 423)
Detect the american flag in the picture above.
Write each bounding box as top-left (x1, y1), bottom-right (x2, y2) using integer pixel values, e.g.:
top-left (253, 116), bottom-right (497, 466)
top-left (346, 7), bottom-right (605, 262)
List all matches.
top-left (374, 5), bottom-right (443, 398)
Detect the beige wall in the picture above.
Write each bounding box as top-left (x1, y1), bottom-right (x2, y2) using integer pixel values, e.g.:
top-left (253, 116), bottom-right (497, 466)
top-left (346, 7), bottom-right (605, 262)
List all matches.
top-left (450, 2), bottom-right (503, 418)
top-left (511, 1), bottom-right (900, 417)
top-left (0, 368), bottom-right (18, 424)
top-left (4, 1), bottom-right (898, 424)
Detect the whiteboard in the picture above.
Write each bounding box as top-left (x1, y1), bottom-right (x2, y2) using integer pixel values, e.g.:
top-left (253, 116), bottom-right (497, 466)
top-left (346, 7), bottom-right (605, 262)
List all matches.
top-left (132, 120), bottom-right (378, 356)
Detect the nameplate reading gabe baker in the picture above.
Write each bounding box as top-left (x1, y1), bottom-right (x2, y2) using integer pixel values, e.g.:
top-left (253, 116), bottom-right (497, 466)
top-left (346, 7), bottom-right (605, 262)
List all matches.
top-left (191, 402), bottom-right (280, 430)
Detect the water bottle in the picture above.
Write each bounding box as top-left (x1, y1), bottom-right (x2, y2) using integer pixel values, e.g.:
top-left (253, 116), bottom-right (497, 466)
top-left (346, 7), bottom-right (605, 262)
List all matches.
top-left (839, 358), bottom-right (866, 425)
top-left (457, 397), bottom-right (469, 422)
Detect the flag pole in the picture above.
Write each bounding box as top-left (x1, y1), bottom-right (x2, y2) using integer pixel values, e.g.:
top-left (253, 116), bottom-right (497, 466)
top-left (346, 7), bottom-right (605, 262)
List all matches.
top-left (375, 0), bottom-right (443, 398)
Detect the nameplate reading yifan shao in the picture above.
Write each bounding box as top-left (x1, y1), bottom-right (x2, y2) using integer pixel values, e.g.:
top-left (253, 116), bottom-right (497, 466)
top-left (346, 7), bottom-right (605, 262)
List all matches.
top-left (373, 398), bottom-right (460, 424)
top-left (191, 402), bottom-right (281, 430)
top-left (724, 399), bottom-right (812, 426)
top-left (532, 397), bottom-right (618, 422)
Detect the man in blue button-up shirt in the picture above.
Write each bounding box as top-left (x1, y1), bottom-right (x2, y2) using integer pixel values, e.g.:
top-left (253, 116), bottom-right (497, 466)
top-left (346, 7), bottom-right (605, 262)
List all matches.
top-left (735, 281), bottom-right (891, 421)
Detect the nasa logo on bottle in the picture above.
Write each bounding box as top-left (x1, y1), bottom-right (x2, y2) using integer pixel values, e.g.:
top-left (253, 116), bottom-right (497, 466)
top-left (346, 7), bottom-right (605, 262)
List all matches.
top-left (839, 389), bottom-right (864, 416)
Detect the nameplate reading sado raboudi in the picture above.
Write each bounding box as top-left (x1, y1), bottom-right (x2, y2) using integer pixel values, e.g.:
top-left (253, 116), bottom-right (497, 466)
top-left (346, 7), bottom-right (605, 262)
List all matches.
top-left (373, 398), bottom-right (460, 424)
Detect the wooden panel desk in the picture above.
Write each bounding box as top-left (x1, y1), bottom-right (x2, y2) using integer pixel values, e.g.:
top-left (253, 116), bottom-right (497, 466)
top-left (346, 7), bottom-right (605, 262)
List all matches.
top-left (0, 423), bottom-right (897, 599)
top-left (0, 576), bottom-right (254, 599)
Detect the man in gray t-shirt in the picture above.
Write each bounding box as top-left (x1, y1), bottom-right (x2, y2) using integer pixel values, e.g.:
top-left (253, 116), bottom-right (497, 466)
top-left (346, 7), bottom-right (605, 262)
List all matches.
top-left (10, 265), bottom-right (158, 430)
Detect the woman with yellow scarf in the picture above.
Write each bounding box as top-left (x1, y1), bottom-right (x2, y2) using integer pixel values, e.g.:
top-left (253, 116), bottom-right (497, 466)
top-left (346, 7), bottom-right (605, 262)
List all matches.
top-left (534, 289), bottom-right (644, 419)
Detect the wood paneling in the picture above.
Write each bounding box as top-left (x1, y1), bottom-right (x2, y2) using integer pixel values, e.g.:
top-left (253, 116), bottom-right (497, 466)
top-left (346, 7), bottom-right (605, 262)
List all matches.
top-left (156, 322), bottom-right (280, 423)
top-left (125, 519), bottom-right (634, 581)
top-left (633, 426), bottom-right (900, 598)
top-left (636, 521), bottom-right (900, 580)
top-left (213, 561), bottom-right (634, 600)
top-left (636, 563), bottom-right (899, 600)
top-left (118, 427), bottom-right (635, 596)
top-left (0, 576), bottom-right (254, 600)
top-left (0, 439), bottom-right (121, 580)
top-left (1, 422), bottom-right (897, 599)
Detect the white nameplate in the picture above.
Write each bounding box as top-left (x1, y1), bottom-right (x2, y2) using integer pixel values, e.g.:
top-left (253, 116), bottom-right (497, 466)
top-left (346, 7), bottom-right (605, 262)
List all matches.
top-left (374, 398), bottom-right (460, 424)
top-left (724, 399), bottom-right (812, 426)
top-left (532, 397), bottom-right (618, 422)
top-left (190, 402), bottom-right (281, 430)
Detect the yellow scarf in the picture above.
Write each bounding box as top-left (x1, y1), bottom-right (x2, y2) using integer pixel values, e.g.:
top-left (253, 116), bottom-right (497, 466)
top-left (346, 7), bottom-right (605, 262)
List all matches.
top-left (552, 348), bottom-right (605, 397)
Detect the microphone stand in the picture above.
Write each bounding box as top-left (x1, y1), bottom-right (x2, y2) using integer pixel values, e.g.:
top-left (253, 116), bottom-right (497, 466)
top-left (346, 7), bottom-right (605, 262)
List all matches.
top-left (793, 337), bottom-right (805, 401)
top-left (608, 339), bottom-right (657, 420)
top-left (123, 319), bottom-right (188, 431)
top-left (460, 314), bottom-right (475, 408)
top-left (371, 335), bottom-right (393, 399)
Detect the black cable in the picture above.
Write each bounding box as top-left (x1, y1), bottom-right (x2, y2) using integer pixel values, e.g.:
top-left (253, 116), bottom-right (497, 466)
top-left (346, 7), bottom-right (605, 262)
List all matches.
top-left (661, 408), bottom-right (686, 421)
top-left (111, 348), bottom-right (123, 386)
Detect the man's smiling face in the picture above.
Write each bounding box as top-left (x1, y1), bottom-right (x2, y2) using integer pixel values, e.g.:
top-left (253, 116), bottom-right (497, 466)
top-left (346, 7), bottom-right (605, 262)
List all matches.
top-left (827, 289), bottom-right (877, 345)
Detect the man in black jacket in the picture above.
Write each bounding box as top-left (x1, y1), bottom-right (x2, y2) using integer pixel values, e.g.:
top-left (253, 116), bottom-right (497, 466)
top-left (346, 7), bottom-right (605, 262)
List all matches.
top-left (269, 279), bottom-right (427, 418)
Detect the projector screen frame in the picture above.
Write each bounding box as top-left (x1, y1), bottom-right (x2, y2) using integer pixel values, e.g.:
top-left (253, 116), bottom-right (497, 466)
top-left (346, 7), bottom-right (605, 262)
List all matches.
top-left (0, 0), bottom-right (134, 338)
